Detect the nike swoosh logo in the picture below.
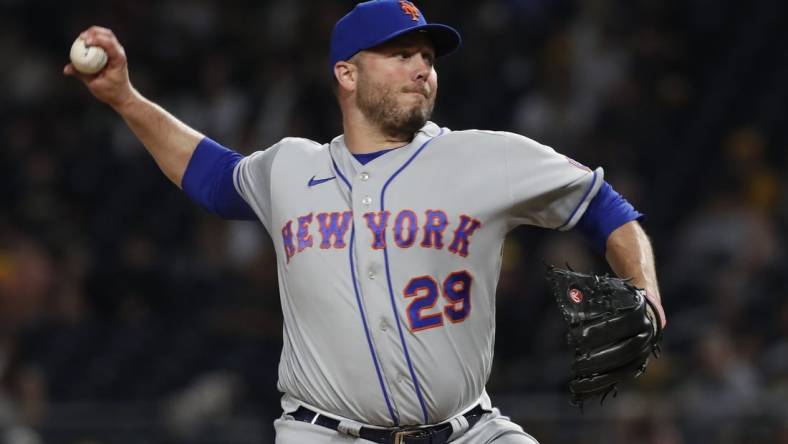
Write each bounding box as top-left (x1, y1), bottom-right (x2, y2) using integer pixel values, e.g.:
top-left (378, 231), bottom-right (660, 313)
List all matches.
top-left (308, 175), bottom-right (336, 187)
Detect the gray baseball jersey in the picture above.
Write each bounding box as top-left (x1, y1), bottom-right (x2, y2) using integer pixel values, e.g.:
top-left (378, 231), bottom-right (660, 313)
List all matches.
top-left (234, 121), bottom-right (602, 427)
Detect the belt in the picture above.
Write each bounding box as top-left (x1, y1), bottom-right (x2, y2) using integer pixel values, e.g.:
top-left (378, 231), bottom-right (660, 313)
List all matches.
top-left (291, 404), bottom-right (487, 444)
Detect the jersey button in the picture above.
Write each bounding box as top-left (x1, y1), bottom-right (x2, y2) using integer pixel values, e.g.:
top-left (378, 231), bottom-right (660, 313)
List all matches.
top-left (360, 172), bottom-right (370, 181)
top-left (367, 270), bottom-right (376, 280)
top-left (362, 195), bottom-right (373, 206)
top-left (380, 319), bottom-right (388, 331)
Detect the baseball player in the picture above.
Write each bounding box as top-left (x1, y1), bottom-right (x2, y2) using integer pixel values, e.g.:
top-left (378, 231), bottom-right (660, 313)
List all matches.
top-left (65, 1), bottom-right (666, 443)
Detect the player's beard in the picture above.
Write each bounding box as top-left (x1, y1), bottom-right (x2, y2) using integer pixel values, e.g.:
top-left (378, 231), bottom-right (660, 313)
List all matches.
top-left (355, 70), bottom-right (435, 141)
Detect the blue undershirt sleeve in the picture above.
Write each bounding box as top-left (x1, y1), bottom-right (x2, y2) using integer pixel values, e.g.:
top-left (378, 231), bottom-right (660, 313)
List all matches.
top-left (574, 181), bottom-right (643, 254)
top-left (181, 137), bottom-right (258, 221)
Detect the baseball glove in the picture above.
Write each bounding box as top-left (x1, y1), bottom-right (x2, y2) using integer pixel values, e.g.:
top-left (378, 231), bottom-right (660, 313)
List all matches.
top-left (546, 265), bottom-right (662, 407)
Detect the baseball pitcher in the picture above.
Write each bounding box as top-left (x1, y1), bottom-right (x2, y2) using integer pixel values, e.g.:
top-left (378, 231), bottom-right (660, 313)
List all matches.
top-left (65, 1), bottom-right (666, 443)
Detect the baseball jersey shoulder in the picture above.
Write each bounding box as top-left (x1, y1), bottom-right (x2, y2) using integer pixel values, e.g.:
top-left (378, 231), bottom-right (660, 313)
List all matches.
top-left (233, 137), bottom-right (326, 230)
top-left (275, 136), bottom-right (326, 152)
top-left (443, 128), bottom-right (546, 148)
top-left (444, 129), bottom-right (604, 230)
top-left (429, 128), bottom-right (564, 171)
top-left (432, 128), bottom-right (545, 153)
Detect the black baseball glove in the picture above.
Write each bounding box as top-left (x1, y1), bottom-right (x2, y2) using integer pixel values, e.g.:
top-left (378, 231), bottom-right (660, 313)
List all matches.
top-left (546, 265), bottom-right (662, 407)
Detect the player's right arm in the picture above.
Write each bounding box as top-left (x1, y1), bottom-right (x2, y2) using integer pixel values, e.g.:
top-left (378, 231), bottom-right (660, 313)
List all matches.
top-left (64, 26), bottom-right (200, 187)
top-left (65, 26), bottom-right (256, 221)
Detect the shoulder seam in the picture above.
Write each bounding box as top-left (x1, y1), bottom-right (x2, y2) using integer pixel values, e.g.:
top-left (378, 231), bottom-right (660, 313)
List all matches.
top-left (279, 136), bottom-right (324, 149)
top-left (447, 129), bottom-right (510, 137)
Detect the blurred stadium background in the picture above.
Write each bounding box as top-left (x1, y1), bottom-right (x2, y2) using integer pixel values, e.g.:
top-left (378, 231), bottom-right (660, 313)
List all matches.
top-left (1, 0), bottom-right (787, 443)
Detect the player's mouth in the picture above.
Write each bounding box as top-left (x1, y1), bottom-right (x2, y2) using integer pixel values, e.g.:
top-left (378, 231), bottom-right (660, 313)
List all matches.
top-left (405, 91), bottom-right (430, 99)
top-left (402, 87), bottom-right (430, 98)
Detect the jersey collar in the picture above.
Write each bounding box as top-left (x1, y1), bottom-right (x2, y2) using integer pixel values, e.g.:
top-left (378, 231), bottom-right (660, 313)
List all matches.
top-left (329, 121), bottom-right (443, 178)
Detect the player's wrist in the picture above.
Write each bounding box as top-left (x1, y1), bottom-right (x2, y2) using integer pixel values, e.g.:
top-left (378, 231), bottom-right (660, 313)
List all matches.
top-left (643, 298), bottom-right (660, 336)
top-left (643, 288), bottom-right (666, 329)
top-left (109, 85), bottom-right (141, 114)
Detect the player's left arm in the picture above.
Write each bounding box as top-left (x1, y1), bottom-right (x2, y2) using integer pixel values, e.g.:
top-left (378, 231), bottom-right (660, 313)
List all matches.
top-left (604, 221), bottom-right (666, 328)
top-left (573, 182), bottom-right (666, 328)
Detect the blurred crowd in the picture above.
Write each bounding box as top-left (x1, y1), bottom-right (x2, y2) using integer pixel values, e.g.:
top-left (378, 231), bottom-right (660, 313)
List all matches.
top-left (1, 0), bottom-right (786, 443)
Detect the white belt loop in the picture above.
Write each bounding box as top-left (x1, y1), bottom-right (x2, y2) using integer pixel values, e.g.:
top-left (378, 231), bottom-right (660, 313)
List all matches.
top-left (310, 413), bottom-right (320, 425)
top-left (447, 415), bottom-right (470, 441)
top-left (337, 420), bottom-right (363, 437)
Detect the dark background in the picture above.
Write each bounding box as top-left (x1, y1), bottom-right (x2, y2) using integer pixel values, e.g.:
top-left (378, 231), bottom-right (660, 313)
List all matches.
top-left (1, 0), bottom-right (786, 443)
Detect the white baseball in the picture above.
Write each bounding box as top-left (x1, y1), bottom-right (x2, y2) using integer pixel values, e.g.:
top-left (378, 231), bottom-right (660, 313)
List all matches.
top-left (69, 37), bottom-right (108, 75)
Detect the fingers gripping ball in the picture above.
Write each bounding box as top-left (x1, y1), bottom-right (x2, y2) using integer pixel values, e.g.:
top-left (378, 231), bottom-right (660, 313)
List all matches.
top-left (546, 265), bottom-right (663, 407)
top-left (69, 37), bottom-right (108, 74)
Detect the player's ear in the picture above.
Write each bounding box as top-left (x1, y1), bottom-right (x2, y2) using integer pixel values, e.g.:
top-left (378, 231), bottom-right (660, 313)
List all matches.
top-left (334, 61), bottom-right (358, 93)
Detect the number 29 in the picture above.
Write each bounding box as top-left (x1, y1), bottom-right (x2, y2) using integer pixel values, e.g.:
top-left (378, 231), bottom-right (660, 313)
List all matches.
top-left (403, 270), bottom-right (472, 332)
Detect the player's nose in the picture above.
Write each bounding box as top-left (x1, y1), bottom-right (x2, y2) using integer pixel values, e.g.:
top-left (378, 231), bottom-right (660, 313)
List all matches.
top-left (412, 63), bottom-right (430, 83)
top-left (411, 54), bottom-right (432, 82)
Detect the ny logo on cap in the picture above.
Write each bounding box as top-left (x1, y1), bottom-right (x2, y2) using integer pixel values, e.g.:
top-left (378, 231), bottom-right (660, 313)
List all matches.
top-left (399, 0), bottom-right (420, 21)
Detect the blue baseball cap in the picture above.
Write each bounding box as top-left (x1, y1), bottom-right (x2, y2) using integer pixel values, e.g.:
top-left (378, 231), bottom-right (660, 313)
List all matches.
top-left (329, 0), bottom-right (462, 73)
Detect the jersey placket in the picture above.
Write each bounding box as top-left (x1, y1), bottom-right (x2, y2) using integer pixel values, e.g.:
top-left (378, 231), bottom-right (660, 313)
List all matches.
top-left (330, 152), bottom-right (404, 424)
top-left (351, 167), bottom-right (409, 422)
top-left (374, 130), bottom-right (446, 425)
top-left (330, 127), bottom-right (444, 425)
top-left (332, 141), bottom-right (429, 425)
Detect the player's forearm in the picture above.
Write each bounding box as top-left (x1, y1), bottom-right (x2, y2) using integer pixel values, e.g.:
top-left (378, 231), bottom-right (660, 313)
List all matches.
top-left (113, 88), bottom-right (203, 188)
top-left (605, 221), bottom-right (657, 293)
top-left (605, 221), bottom-right (666, 326)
